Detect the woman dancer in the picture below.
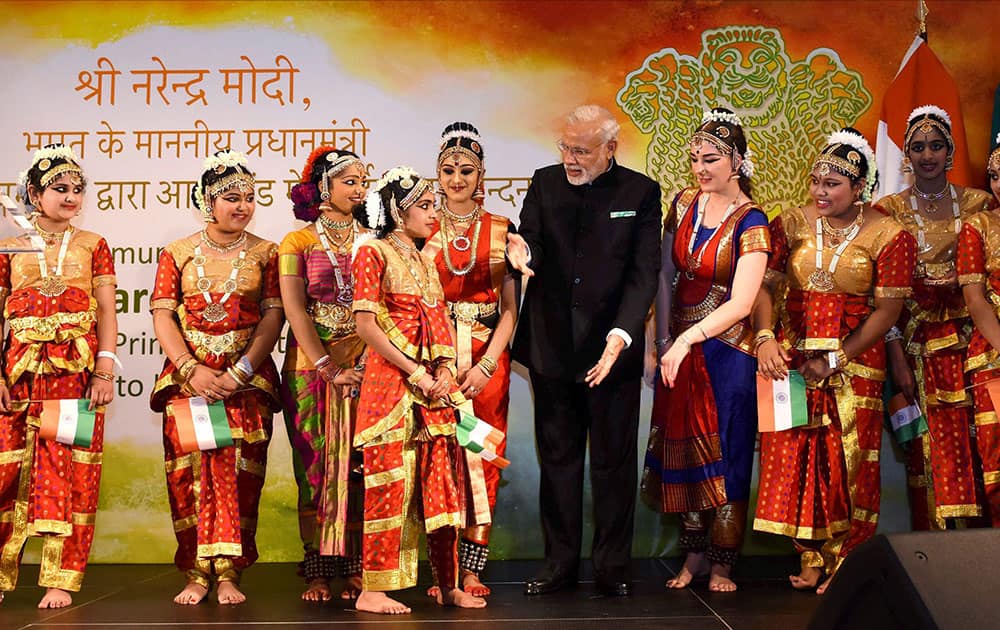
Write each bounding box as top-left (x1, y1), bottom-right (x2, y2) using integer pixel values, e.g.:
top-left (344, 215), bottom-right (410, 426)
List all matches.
top-left (753, 129), bottom-right (916, 593)
top-left (643, 109), bottom-right (769, 592)
top-left (0, 145), bottom-right (118, 608)
top-left (280, 147), bottom-right (369, 600)
top-left (351, 167), bottom-right (486, 614)
top-left (150, 151), bottom-right (283, 605)
top-left (423, 122), bottom-right (516, 596)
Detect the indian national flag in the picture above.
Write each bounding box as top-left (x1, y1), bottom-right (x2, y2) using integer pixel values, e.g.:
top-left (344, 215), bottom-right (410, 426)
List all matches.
top-left (757, 370), bottom-right (808, 433)
top-left (171, 397), bottom-right (233, 453)
top-left (887, 393), bottom-right (928, 444)
top-left (874, 35), bottom-right (975, 199)
top-left (456, 409), bottom-right (509, 469)
top-left (39, 399), bottom-right (96, 448)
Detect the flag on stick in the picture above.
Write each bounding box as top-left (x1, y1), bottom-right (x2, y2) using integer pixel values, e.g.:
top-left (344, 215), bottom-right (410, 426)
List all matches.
top-left (887, 393), bottom-right (929, 444)
top-left (874, 34), bottom-right (975, 199)
top-left (39, 399), bottom-right (96, 448)
top-left (757, 370), bottom-right (809, 433)
top-left (171, 396), bottom-right (233, 452)
top-left (456, 409), bottom-right (509, 469)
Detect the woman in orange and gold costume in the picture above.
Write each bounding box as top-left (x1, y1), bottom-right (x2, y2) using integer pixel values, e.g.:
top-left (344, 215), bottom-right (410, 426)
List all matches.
top-left (0, 145), bottom-right (118, 609)
top-left (351, 166), bottom-right (487, 614)
top-left (876, 106), bottom-right (992, 530)
top-left (279, 147), bottom-right (369, 602)
top-left (150, 151), bottom-right (283, 606)
top-left (753, 129), bottom-right (916, 594)
top-left (957, 135), bottom-right (1000, 527)
top-left (423, 122), bottom-right (516, 596)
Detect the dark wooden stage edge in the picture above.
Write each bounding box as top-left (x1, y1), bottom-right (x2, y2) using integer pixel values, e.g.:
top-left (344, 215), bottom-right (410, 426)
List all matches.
top-left (2, 558), bottom-right (818, 629)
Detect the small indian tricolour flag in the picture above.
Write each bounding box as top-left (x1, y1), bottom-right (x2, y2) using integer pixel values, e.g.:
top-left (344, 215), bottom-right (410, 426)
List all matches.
top-left (757, 370), bottom-right (809, 432)
top-left (171, 397), bottom-right (233, 453)
top-left (39, 399), bottom-right (96, 448)
top-left (456, 409), bottom-right (509, 469)
top-left (887, 393), bottom-right (929, 444)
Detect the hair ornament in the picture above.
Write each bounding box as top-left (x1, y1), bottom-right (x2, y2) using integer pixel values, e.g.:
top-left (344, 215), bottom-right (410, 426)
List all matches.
top-left (740, 147), bottom-right (755, 178)
top-left (701, 109), bottom-right (743, 127)
top-left (988, 132), bottom-right (1000, 173)
top-left (821, 130), bottom-right (878, 202)
top-left (202, 150), bottom-right (249, 173)
top-left (907, 105), bottom-right (952, 128)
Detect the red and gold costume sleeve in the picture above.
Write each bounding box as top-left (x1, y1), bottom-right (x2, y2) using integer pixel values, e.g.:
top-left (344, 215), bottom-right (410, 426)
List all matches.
top-left (150, 249), bottom-right (181, 311)
top-left (91, 237), bottom-right (117, 289)
top-left (352, 243), bottom-right (384, 314)
top-left (0, 252), bottom-right (10, 303)
top-left (874, 229), bottom-right (917, 299)
top-left (278, 229), bottom-right (309, 278)
top-left (260, 246), bottom-right (283, 311)
top-left (764, 214), bottom-right (790, 286)
top-left (957, 219), bottom-right (987, 286)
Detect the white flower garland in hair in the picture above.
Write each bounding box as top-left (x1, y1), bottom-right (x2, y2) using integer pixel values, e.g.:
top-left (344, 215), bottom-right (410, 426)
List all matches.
top-left (202, 150), bottom-right (249, 172)
top-left (826, 130), bottom-right (877, 201)
top-left (363, 166), bottom-right (423, 230)
top-left (31, 145), bottom-right (79, 167)
top-left (740, 147), bottom-right (756, 178)
top-left (908, 105), bottom-right (952, 127)
top-left (701, 109), bottom-right (743, 127)
top-left (441, 128), bottom-right (483, 144)
top-left (995, 131), bottom-right (1000, 146)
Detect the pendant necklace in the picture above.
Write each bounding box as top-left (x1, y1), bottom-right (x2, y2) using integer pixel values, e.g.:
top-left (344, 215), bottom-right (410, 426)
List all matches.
top-left (33, 222), bottom-right (73, 297)
top-left (684, 193), bottom-right (740, 280)
top-left (388, 232), bottom-right (438, 307)
top-left (440, 201), bottom-right (482, 276)
top-left (193, 236), bottom-right (247, 323)
top-left (810, 210), bottom-right (863, 292)
top-left (909, 184), bottom-right (959, 255)
top-left (317, 218), bottom-right (356, 305)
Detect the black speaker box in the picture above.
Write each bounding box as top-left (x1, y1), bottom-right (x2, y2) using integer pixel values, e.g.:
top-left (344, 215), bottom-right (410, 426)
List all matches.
top-left (809, 530), bottom-right (1000, 630)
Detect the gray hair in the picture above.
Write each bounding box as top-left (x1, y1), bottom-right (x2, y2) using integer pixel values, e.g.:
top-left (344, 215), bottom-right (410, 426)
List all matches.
top-left (565, 104), bottom-right (621, 143)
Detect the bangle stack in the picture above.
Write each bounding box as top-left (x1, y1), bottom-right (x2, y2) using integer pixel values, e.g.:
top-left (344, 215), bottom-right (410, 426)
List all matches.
top-left (227, 355), bottom-right (253, 387)
top-left (92, 370), bottom-right (114, 382)
top-left (754, 329), bottom-right (776, 351)
top-left (884, 326), bottom-right (903, 343)
top-left (407, 365), bottom-right (427, 386)
top-left (178, 359), bottom-right (198, 383)
top-left (477, 355), bottom-right (498, 378)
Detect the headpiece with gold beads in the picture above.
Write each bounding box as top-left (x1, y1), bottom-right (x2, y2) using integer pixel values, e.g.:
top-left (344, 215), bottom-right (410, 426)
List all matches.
top-left (290, 146), bottom-right (365, 222)
top-left (690, 108), bottom-right (755, 178)
top-left (987, 132), bottom-right (1000, 177)
top-left (191, 150), bottom-right (255, 222)
top-left (17, 144), bottom-right (85, 213)
top-left (903, 105), bottom-right (955, 173)
top-left (813, 128), bottom-right (878, 202)
top-left (438, 121), bottom-right (485, 201)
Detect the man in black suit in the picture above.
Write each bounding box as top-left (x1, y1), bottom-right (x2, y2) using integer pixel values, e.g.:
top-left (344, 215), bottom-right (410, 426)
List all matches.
top-left (507, 105), bottom-right (661, 597)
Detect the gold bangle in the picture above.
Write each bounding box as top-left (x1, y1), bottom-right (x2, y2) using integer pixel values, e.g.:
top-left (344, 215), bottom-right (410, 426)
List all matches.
top-left (835, 349), bottom-right (849, 368)
top-left (407, 365), bottom-right (427, 386)
top-left (477, 355), bottom-right (498, 378)
top-left (695, 324), bottom-right (709, 341)
top-left (92, 370), bottom-right (115, 382)
top-left (178, 359), bottom-right (198, 382)
top-left (173, 352), bottom-right (194, 369)
top-left (226, 366), bottom-right (249, 386)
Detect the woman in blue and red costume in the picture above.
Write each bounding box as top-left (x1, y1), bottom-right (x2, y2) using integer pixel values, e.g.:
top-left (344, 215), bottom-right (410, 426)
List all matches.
top-left (753, 129), bottom-right (916, 594)
top-left (957, 135), bottom-right (1000, 527)
top-left (875, 106), bottom-right (992, 530)
top-left (351, 166), bottom-right (487, 614)
top-left (642, 108), bottom-right (769, 592)
top-left (422, 122), bottom-right (516, 597)
top-left (0, 145), bottom-right (118, 609)
top-left (279, 147), bottom-right (370, 601)
top-left (150, 151), bottom-right (284, 606)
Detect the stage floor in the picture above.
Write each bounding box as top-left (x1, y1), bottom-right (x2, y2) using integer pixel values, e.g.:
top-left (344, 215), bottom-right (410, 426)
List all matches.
top-left (3, 558), bottom-right (820, 629)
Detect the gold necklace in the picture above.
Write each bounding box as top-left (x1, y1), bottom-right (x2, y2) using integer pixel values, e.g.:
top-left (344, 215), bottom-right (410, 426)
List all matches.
top-left (319, 214), bottom-right (354, 230)
top-left (821, 208), bottom-right (864, 243)
top-left (201, 229), bottom-right (247, 253)
top-left (388, 233), bottom-right (438, 307)
top-left (440, 202), bottom-right (482, 275)
top-left (32, 220), bottom-right (73, 246)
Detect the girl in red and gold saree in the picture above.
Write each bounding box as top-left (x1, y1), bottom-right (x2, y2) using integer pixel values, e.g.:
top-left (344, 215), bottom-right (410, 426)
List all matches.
top-left (957, 135), bottom-right (1000, 527)
top-left (0, 145), bottom-right (117, 609)
top-left (280, 147), bottom-right (370, 601)
top-left (875, 106), bottom-right (992, 530)
top-left (352, 166), bottom-right (487, 614)
top-left (642, 109), bottom-right (769, 593)
top-left (753, 129), bottom-right (916, 594)
top-left (150, 151), bottom-right (283, 606)
top-left (423, 122), bottom-right (516, 597)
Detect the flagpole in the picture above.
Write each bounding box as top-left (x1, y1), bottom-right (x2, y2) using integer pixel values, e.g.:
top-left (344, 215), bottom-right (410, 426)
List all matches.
top-left (918, 0), bottom-right (929, 40)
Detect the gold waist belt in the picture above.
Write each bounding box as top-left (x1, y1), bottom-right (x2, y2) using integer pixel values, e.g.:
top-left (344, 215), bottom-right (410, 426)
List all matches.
top-left (183, 327), bottom-right (252, 356)
top-left (916, 261), bottom-right (954, 280)
top-left (448, 300), bottom-right (498, 325)
top-left (8, 309), bottom-right (96, 341)
top-left (307, 301), bottom-right (356, 335)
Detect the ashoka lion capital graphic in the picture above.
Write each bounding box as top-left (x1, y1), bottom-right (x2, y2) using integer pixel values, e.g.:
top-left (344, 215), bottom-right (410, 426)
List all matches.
top-left (617, 25), bottom-right (872, 214)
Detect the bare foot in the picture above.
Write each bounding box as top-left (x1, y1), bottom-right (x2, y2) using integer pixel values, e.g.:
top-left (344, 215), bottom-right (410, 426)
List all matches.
top-left (173, 582), bottom-right (208, 605)
top-left (437, 587), bottom-right (487, 608)
top-left (425, 585), bottom-right (440, 598)
top-left (666, 552), bottom-right (709, 589)
top-left (340, 574), bottom-right (362, 600)
top-left (816, 575), bottom-right (834, 595)
top-left (708, 563), bottom-right (737, 592)
top-left (356, 590), bottom-right (411, 614)
top-left (788, 566), bottom-right (822, 591)
top-left (38, 588), bottom-right (72, 609)
top-left (302, 578), bottom-right (331, 602)
top-left (462, 571), bottom-right (491, 596)
top-left (217, 581), bottom-right (246, 605)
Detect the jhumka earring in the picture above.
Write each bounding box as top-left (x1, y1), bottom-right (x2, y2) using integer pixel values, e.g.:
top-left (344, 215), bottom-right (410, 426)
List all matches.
top-left (901, 157), bottom-right (913, 174)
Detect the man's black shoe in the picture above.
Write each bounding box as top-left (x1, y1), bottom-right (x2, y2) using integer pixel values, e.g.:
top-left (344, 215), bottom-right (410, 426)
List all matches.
top-left (523, 564), bottom-right (578, 596)
top-left (595, 578), bottom-right (632, 597)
